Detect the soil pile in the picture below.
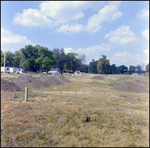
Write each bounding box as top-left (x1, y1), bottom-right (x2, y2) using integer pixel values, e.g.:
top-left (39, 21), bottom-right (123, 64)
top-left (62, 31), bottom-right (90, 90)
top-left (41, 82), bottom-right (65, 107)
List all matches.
top-left (36, 75), bottom-right (63, 87)
top-left (111, 80), bottom-right (149, 93)
top-left (1, 78), bottom-right (23, 92)
top-left (13, 74), bottom-right (47, 88)
top-left (54, 75), bottom-right (71, 83)
top-left (133, 76), bottom-right (149, 88)
top-left (91, 75), bottom-right (105, 80)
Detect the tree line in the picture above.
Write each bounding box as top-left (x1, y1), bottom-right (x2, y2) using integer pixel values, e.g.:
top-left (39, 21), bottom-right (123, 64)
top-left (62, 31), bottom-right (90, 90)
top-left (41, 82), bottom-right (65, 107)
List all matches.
top-left (89, 55), bottom-right (149, 74)
top-left (1, 45), bottom-right (149, 75)
top-left (1, 45), bottom-right (88, 74)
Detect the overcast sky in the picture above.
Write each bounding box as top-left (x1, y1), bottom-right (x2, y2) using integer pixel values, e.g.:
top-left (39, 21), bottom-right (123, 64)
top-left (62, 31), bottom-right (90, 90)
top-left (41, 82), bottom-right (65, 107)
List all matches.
top-left (1, 1), bottom-right (149, 69)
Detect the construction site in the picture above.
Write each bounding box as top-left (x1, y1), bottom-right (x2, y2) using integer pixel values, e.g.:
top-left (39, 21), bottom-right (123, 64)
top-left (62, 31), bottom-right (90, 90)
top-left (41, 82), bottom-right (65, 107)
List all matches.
top-left (1, 72), bottom-right (149, 147)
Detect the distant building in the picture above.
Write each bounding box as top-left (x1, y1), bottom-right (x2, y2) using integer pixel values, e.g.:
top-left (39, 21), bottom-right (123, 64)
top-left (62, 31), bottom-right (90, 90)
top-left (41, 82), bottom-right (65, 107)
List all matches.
top-left (50, 68), bottom-right (59, 71)
top-left (48, 68), bottom-right (60, 75)
top-left (1, 67), bottom-right (23, 73)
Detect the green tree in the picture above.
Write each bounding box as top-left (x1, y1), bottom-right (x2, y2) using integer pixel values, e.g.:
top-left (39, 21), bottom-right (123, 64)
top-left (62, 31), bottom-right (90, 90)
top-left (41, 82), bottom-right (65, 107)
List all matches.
top-left (117, 65), bottom-right (128, 74)
top-left (13, 50), bottom-right (21, 67)
top-left (1, 50), bottom-right (4, 66)
top-left (89, 60), bottom-right (98, 74)
top-left (129, 65), bottom-right (136, 74)
top-left (136, 65), bottom-right (142, 74)
top-left (37, 46), bottom-right (56, 72)
top-left (65, 53), bottom-right (82, 72)
top-left (110, 64), bottom-right (117, 74)
top-left (5, 51), bottom-right (14, 67)
top-left (78, 64), bottom-right (88, 73)
top-left (53, 48), bottom-right (66, 75)
top-left (97, 55), bottom-right (110, 74)
top-left (145, 63), bottom-right (149, 72)
top-left (20, 45), bottom-right (38, 72)
top-left (20, 45), bottom-right (56, 72)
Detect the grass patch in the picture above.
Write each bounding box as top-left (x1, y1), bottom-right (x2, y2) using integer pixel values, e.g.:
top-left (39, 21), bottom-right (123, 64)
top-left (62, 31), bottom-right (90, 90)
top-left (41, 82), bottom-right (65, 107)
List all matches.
top-left (1, 74), bottom-right (149, 147)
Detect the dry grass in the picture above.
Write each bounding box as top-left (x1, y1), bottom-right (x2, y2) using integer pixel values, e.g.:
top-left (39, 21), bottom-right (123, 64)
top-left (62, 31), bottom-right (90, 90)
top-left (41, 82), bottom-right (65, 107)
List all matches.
top-left (1, 74), bottom-right (149, 147)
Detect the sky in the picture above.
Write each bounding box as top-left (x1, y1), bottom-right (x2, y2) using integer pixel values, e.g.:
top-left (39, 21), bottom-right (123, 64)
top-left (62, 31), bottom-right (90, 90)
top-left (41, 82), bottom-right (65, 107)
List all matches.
top-left (1, 1), bottom-right (149, 69)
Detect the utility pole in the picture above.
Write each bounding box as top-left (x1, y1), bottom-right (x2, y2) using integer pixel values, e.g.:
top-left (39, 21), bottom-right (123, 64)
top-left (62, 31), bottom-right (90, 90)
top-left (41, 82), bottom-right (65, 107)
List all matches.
top-left (4, 49), bottom-right (6, 73)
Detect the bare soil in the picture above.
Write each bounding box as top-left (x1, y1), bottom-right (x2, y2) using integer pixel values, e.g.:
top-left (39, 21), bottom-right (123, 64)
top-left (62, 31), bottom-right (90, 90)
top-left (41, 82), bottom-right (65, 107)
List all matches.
top-left (91, 75), bottom-right (106, 80)
top-left (36, 75), bottom-right (64, 87)
top-left (54, 75), bottom-right (71, 83)
top-left (1, 78), bottom-right (23, 92)
top-left (13, 74), bottom-right (47, 89)
top-left (111, 79), bottom-right (149, 93)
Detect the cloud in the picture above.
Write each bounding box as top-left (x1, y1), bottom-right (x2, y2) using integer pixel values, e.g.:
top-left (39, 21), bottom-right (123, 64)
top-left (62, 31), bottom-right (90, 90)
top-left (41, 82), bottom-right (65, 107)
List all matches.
top-left (57, 3), bottom-right (123, 34)
top-left (13, 2), bottom-right (122, 34)
top-left (142, 29), bottom-right (149, 40)
top-left (13, 9), bottom-right (54, 28)
top-left (110, 51), bottom-right (141, 66)
top-left (1, 28), bottom-right (35, 52)
top-left (39, 1), bottom-right (106, 23)
top-left (105, 25), bottom-right (140, 46)
top-left (144, 47), bottom-right (149, 55)
top-left (142, 47), bottom-right (149, 67)
top-left (136, 8), bottom-right (149, 18)
top-left (77, 43), bottom-right (111, 56)
top-left (57, 24), bottom-right (84, 34)
top-left (86, 4), bottom-right (122, 33)
top-left (64, 47), bottom-right (73, 54)
top-left (39, 1), bottom-right (85, 23)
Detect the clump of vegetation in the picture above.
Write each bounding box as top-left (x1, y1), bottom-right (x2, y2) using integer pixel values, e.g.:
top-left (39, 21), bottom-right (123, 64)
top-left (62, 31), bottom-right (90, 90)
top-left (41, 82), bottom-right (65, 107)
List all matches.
top-left (144, 72), bottom-right (149, 79)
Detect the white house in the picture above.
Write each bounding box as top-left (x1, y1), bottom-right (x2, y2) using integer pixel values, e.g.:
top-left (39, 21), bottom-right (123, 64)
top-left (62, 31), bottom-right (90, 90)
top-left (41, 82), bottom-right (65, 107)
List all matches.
top-left (1, 67), bottom-right (23, 73)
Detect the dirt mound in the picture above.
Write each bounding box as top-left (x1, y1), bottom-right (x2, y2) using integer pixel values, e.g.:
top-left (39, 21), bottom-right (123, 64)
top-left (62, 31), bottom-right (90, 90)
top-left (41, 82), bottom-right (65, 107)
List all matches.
top-left (13, 74), bottom-right (47, 88)
top-left (54, 75), bottom-right (71, 83)
top-left (1, 79), bottom-right (23, 92)
top-left (111, 80), bottom-right (149, 93)
top-left (36, 75), bottom-right (63, 87)
top-left (133, 76), bottom-right (149, 88)
top-left (91, 75), bottom-right (105, 80)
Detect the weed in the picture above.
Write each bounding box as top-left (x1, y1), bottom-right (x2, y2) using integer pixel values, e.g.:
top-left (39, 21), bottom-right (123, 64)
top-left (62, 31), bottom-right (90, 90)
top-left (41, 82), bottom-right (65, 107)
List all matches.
top-left (94, 110), bottom-right (102, 115)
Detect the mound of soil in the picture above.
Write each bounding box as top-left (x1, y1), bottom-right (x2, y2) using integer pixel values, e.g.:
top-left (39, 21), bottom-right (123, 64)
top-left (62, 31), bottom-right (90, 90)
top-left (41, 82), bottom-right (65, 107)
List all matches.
top-left (13, 74), bottom-right (47, 88)
top-left (1, 78), bottom-right (23, 92)
top-left (133, 76), bottom-right (149, 88)
top-left (111, 80), bottom-right (149, 93)
top-left (36, 75), bottom-right (63, 87)
top-left (91, 75), bottom-right (105, 80)
top-left (54, 75), bottom-right (71, 83)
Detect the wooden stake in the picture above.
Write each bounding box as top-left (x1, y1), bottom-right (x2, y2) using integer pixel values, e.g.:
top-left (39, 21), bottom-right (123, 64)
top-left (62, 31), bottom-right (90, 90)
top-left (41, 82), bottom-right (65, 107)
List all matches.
top-left (14, 88), bottom-right (16, 101)
top-left (25, 87), bottom-right (28, 102)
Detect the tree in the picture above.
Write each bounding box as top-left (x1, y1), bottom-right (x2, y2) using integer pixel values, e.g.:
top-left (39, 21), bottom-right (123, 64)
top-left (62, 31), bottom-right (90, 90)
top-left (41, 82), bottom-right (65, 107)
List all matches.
top-left (77, 54), bottom-right (86, 64)
top-left (136, 65), bottom-right (142, 74)
top-left (117, 65), bottom-right (128, 74)
top-left (89, 60), bottom-right (98, 74)
top-left (53, 48), bottom-right (66, 75)
top-left (20, 45), bottom-right (55, 72)
top-left (110, 64), bottom-right (117, 74)
top-left (1, 50), bottom-right (4, 66)
top-left (20, 45), bottom-right (38, 72)
top-left (97, 55), bottom-right (110, 74)
top-left (13, 50), bottom-right (21, 67)
top-left (129, 65), bottom-right (136, 74)
top-left (5, 51), bottom-right (14, 67)
top-left (64, 53), bottom-right (82, 72)
top-left (37, 46), bottom-right (56, 72)
top-left (145, 63), bottom-right (149, 72)
top-left (78, 64), bottom-right (88, 73)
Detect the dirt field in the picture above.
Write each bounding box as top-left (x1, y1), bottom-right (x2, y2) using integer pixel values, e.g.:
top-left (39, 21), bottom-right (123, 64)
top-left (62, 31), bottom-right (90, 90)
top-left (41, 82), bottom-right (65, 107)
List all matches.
top-left (1, 73), bottom-right (149, 147)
